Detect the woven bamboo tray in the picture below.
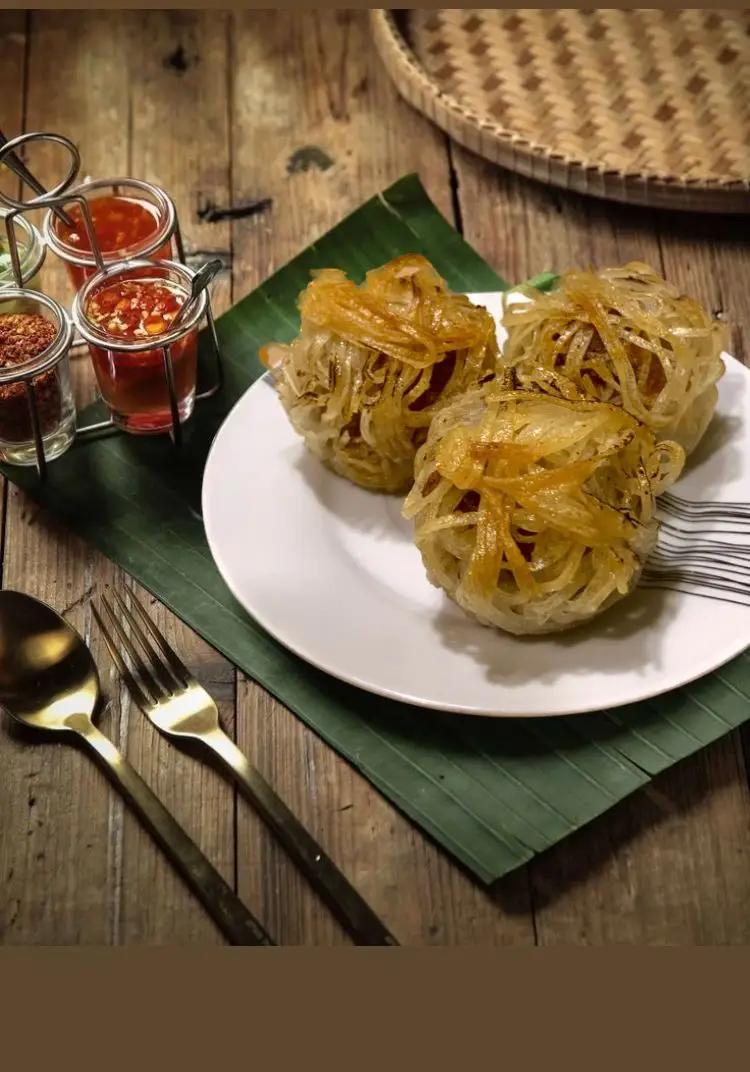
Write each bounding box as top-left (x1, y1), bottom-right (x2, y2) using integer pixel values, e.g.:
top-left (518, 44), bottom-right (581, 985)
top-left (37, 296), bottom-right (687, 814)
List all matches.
top-left (372, 9), bottom-right (750, 213)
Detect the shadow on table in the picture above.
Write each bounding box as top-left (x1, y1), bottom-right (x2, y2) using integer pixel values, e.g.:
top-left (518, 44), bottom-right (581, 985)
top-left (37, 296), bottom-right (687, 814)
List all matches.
top-left (431, 584), bottom-right (671, 692)
top-left (521, 167), bottom-right (750, 258)
top-left (488, 732), bottom-right (746, 915)
top-left (645, 205), bottom-right (750, 249)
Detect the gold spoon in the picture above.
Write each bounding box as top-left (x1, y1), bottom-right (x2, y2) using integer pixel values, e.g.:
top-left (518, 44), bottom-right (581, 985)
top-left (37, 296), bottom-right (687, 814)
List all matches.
top-left (0, 590), bottom-right (273, 945)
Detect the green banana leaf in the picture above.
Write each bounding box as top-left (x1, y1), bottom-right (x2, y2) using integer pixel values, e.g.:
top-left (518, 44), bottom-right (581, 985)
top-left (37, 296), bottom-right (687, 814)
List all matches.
top-left (3, 174), bottom-right (748, 883)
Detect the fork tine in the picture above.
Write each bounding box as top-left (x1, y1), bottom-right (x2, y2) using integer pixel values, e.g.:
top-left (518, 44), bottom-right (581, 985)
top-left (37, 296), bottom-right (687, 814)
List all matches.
top-left (640, 577), bottom-right (750, 608)
top-left (125, 587), bottom-right (192, 687)
top-left (92, 603), bottom-right (156, 711)
top-left (110, 588), bottom-right (178, 695)
top-left (99, 592), bottom-right (168, 702)
top-left (649, 485), bottom-right (750, 607)
top-left (660, 492), bottom-right (750, 518)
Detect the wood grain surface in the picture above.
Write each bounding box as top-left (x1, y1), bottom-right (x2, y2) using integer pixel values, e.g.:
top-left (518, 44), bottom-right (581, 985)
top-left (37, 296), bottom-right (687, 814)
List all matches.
top-left (1, 9), bottom-right (748, 945)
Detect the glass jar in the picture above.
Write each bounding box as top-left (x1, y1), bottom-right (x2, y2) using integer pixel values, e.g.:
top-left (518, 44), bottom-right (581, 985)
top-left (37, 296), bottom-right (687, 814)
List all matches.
top-left (0, 211), bottom-right (46, 300)
top-left (43, 177), bottom-right (178, 292)
top-left (0, 289), bottom-right (76, 466)
top-left (72, 258), bottom-right (205, 435)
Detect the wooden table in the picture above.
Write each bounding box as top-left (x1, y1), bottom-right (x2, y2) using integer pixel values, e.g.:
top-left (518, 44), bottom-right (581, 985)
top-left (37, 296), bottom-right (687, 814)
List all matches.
top-left (2, 9), bottom-right (749, 946)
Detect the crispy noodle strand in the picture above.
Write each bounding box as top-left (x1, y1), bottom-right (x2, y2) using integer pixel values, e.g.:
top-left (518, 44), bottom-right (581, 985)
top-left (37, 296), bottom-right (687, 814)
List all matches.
top-left (502, 262), bottom-right (726, 454)
top-left (260, 254), bottom-right (499, 492)
top-left (403, 385), bottom-right (685, 635)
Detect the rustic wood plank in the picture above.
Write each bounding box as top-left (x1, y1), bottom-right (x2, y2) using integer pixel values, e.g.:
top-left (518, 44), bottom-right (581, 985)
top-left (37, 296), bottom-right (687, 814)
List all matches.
top-left (1, 11), bottom-right (133, 945)
top-left (0, 11), bottom-right (25, 151)
top-left (111, 8), bottom-right (239, 945)
top-left (656, 211), bottom-right (750, 371)
top-left (129, 9), bottom-right (233, 313)
top-left (230, 9), bottom-right (534, 945)
top-left (1, 10), bottom-right (240, 944)
top-left (0, 10), bottom-right (66, 946)
top-left (451, 149), bottom-right (750, 943)
top-left (0, 11), bottom-right (108, 946)
top-left (531, 738), bottom-right (750, 944)
top-left (1, 500), bottom-right (121, 945)
top-left (1, 10), bottom-right (146, 945)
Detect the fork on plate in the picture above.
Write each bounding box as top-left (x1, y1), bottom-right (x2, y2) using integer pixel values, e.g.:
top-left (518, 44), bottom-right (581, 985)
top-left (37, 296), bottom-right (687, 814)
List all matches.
top-left (641, 492), bottom-right (750, 606)
top-left (93, 587), bottom-right (398, 946)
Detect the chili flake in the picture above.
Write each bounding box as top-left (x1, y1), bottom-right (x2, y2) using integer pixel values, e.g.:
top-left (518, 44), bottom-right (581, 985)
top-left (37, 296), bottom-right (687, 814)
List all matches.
top-left (0, 312), bottom-right (61, 443)
top-left (0, 313), bottom-right (56, 367)
top-left (86, 278), bottom-right (185, 340)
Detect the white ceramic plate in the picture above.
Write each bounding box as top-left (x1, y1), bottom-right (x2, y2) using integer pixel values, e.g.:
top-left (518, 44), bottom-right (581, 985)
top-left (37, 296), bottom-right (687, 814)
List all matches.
top-left (202, 293), bottom-right (750, 717)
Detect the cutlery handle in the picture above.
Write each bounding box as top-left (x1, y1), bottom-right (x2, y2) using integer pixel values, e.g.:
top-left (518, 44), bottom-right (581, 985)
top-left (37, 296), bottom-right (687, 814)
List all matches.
top-left (72, 718), bottom-right (273, 946)
top-left (204, 728), bottom-right (398, 946)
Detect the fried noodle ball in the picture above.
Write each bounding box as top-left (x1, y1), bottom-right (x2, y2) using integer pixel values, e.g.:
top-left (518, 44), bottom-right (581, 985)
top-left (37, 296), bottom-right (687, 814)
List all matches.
top-left (261, 255), bottom-right (499, 492)
top-left (403, 385), bottom-right (685, 635)
top-left (502, 262), bottom-right (726, 454)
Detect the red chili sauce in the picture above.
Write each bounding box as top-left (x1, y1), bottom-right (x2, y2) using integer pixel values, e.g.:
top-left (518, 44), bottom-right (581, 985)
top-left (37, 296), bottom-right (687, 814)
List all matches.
top-left (85, 277), bottom-right (197, 433)
top-left (54, 195), bottom-right (172, 289)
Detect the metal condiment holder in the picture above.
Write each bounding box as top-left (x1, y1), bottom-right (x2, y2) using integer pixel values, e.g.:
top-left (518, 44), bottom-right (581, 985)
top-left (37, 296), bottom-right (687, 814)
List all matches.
top-left (0, 131), bottom-right (224, 477)
top-left (71, 256), bottom-right (222, 451)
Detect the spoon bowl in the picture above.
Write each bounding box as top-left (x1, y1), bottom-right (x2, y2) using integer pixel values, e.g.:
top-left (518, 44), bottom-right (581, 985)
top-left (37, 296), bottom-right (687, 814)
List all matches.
top-left (0, 590), bottom-right (99, 731)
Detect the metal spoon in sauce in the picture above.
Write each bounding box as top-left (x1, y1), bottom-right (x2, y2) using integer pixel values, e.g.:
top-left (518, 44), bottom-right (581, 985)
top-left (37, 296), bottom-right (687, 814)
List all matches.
top-left (0, 589), bottom-right (273, 946)
top-left (171, 258), bottom-right (223, 330)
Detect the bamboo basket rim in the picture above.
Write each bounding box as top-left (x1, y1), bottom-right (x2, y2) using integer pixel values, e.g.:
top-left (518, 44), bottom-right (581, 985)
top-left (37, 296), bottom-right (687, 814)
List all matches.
top-left (371, 9), bottom-right (750, 214)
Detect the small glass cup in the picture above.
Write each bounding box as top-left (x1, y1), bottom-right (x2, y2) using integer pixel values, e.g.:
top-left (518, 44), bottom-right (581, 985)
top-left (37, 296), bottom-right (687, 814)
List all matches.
top-left (72, 258), bottom-right (205, 435)
top-left (0, 289), bottom-right (76, 466)
top-left (43, 177), bottom-right (179, 292)
top-left (0, 211), bottom-right (46, 302)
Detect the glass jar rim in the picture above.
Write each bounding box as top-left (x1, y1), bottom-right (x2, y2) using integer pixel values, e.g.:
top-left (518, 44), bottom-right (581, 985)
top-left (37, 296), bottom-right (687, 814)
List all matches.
top-left (43, 177), bottom-right (177, 268)
top-left (0, 289), bottom-right (74, 383)
top-left (71, 257), bottom-right (207, 352)
top-left (0, 211), bottom-right (46, 287)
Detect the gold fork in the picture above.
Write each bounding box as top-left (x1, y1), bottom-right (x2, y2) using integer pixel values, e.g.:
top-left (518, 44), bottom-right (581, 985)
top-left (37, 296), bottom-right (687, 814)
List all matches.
top-left (93, 587), bottom-right (398, 946)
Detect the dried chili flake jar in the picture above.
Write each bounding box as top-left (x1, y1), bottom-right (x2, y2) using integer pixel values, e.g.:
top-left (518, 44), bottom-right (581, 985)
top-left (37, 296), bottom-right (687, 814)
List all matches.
top-left (0, 290), bottom-right (76, 466)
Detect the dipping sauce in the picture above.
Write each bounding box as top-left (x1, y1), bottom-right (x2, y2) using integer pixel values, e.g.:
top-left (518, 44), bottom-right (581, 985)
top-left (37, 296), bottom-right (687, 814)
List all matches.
top-left (57, 196), bottom-right (159, 254)
top-left (52, 194), bottom-right (173, 290)
top-left (84, 275), bottom-right (198, 434)
top-left (87, 277), bottom-right (184, 338)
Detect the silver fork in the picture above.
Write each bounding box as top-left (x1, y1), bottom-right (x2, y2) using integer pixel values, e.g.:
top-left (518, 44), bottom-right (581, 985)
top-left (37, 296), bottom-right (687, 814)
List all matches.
top-left (93, 587), bottom-right (398, 946)
top-left (641, 492), bottom-right (750, 606)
